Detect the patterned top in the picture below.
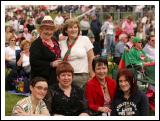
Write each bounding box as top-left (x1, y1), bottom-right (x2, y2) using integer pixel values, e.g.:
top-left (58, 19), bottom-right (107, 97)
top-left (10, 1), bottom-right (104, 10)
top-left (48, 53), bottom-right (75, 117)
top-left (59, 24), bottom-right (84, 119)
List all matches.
top-left (42, 39), bottom-right (61, 60)
top-left (12, 96), bottom-right (49, 116)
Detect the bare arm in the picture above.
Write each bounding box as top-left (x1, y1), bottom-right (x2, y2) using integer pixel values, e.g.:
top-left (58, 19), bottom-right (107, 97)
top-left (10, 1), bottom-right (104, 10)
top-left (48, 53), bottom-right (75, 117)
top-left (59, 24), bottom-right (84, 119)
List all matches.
top-left (12, 105), bottom-right (50, 116)
top-left (17, 52), bottom-right (23, 66)
top-left (87, 49), bottom-right (95, 79)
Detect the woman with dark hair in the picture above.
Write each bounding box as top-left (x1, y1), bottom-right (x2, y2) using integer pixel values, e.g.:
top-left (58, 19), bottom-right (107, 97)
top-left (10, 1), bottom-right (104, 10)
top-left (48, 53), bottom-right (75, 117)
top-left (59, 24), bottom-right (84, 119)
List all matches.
top-left (44, 62), bottom-right (89, 116)
top-left (111, 69), bottom-right (149, 116)
top-left (85, 56), bottom-right (116, 115)
top-left (12, 77), bottom-right (50, 116)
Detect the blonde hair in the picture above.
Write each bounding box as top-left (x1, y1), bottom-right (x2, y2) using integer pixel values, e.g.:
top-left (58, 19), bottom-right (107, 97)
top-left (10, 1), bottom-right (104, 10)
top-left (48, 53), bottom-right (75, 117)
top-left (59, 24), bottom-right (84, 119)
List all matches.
top-left (62, 18), bottom-right (80, 36)
top-left (20, 40), bottom-right (30, 50)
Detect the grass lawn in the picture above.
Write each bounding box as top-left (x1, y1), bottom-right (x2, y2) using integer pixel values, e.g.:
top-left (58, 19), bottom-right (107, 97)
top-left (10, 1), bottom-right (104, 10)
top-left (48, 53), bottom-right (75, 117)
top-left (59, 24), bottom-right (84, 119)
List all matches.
top-left (5, 91), bottom-right (25, 116)
top-left (5, 91), bottom-right (155, 116)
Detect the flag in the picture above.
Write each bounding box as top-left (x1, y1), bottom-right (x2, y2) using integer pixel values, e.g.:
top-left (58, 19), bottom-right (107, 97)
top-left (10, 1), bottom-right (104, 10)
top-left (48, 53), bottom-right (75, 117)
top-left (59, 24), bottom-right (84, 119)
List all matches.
top-left (118, 50), bottom-right (130, 69)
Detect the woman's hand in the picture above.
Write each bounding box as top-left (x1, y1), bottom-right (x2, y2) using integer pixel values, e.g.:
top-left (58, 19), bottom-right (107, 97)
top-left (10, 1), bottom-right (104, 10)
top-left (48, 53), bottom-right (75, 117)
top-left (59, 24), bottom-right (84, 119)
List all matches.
top-left (79, 112), bottom-right (89, 116)
top-left (50, 59), bottom-right (63, 68)
top-left (98, 106), bottom-right (112, 113)
top-left (13, 107), bottom-right (29, 116)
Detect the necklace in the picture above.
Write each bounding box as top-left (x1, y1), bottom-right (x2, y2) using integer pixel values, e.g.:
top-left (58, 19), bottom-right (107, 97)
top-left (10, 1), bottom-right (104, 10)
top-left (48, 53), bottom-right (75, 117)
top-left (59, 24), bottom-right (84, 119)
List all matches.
top-left (99, 80), bottom-right (107, 93)
top-left (99, 79), bottom-right (111, 101)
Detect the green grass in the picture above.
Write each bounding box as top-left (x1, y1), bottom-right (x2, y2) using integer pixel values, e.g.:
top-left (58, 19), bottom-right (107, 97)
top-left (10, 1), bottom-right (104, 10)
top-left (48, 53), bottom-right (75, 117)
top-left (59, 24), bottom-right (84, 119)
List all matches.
top-left (5, 91), bottom-right (155, 116)
top-left (5, 91), bottom-right (25, 116)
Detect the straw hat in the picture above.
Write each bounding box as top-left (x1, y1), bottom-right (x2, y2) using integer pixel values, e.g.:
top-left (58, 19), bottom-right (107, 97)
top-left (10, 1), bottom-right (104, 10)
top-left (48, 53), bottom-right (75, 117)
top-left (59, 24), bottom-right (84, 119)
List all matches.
top-left (40, 15), bottom-right (55, 28)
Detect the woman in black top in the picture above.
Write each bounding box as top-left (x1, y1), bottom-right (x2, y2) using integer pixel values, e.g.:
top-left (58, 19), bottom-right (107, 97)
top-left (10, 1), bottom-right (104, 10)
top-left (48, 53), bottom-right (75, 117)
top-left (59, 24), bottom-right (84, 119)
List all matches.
top-left (111, 69), bottom-right (149, 116)
top-left (30, 15), bottom-right (62, 85)
top-left (44, 62), bottom-right (89, 116)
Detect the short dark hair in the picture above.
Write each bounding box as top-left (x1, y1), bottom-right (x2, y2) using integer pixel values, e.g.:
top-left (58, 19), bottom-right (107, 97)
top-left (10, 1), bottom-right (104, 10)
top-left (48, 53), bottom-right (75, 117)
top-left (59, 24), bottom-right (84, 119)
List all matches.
top-left (30, 76), bottom-right (48, 87)
top-left (56, 62), bottom-right (74, 77)
top-left (92, 56), bottom-right (108, 72)
top-left (116, 69), bottom-right (138, 96)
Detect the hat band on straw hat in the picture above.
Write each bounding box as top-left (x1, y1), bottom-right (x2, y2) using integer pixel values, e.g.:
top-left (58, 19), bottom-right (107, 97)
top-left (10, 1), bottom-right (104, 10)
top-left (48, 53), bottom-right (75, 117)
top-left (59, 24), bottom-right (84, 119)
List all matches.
top-left (41, 20), bottom-right (54, 26)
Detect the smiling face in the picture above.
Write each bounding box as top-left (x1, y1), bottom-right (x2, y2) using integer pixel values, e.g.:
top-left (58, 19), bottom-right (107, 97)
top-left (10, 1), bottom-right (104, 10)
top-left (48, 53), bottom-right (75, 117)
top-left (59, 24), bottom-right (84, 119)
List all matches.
top-left (149, 36), bottom-right (155, 48)
top-left (39, 25), bottom-right (54, 40)
top-left (95, 63), bottom-right (108, 81)
top-left (118, 75), bottom-right (130, 94)
top-left (134, 41), bottom-right (143, 50)
top-left (66, 24), bottom-right (79, 39)
top-left (58, 72), bottom-right (73, 88)
top-left (30, 81), bottom-right (48, 100)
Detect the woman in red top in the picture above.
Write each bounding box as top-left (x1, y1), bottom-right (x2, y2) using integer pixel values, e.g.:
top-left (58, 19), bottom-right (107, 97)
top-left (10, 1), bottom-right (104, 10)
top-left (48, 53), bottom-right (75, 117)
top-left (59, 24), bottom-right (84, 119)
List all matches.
top-left (85, 56), bottom-right (116, 115)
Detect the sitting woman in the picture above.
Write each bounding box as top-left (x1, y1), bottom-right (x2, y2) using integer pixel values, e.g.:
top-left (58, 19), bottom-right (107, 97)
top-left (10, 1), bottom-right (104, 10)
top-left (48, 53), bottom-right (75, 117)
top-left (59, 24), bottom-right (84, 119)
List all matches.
top-left (111, 69), bottom-right (149, 116)
top-left (12, 77), bottom-right (50, 116)
top-left (85, 57), bottom-right (116, 116)
top-left (44, 62), bottom-right (89, 116)
top-left (17, 40), bottom-right (31, 77)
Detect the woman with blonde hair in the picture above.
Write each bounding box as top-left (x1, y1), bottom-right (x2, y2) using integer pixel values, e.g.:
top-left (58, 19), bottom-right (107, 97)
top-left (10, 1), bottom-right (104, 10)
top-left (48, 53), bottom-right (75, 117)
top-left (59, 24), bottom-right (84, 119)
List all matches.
top-left (17, 40), bottom-right (31, 75)
top-left (59, 18), bottom-right (94, 89)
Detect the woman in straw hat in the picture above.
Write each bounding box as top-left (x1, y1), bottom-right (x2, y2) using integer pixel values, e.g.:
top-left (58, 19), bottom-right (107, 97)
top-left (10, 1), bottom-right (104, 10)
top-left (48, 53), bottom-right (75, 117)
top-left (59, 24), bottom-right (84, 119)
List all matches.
top-left (30, 15), bottom-right (62, 86)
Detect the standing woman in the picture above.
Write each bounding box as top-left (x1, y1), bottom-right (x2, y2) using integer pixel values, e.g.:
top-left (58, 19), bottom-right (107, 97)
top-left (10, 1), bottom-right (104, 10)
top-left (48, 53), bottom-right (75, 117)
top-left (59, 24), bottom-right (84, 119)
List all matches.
top-left (59, 18), bottom-right (94, 88)
top-left (101, 15), bottom-right (115, 57)
top-left (12, 77), bottom-right (50, 116)
top-left (111, 69), bottom-right (149, 116)
top-left (30, 15), bottom-right (62, 86)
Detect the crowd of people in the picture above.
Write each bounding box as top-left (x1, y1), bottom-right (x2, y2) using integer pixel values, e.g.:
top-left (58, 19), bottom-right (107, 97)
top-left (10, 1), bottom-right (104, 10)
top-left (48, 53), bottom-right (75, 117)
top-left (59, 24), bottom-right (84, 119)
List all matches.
top-left (5, 5), bottom-right (155, 116)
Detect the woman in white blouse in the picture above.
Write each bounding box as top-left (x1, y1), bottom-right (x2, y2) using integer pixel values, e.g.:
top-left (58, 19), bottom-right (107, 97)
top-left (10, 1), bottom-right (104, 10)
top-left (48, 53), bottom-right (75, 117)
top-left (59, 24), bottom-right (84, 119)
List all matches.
top-left (17, 40), bottom-right (31, 75)
top-left (59, 18), bottom-right (95, 89)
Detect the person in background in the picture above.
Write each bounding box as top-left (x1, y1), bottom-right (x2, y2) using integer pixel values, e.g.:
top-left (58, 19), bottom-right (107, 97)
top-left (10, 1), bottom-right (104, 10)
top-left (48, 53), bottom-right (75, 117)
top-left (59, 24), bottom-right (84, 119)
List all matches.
top-left (87, 30), bottom-right (101, 57)
top-left (22, 27), bottom-right (32, 41)
top-left (5, 26), bottom-right (13, 47)
top-left (85, 57), bottom-right (116, 115)
top-left (90, 14), bottom-right (101, 43)
top-left (111, 69), bottom-right (149, 116)
top-left (30, 15), bottom-right (62, 86)
top-left (17, 40), bottom-right (31, 77)
top-left (44, 62), bottom-right (89, 116)
top-left (12, 76), bottom-right (50, 116)
top-left (30, 29), bottom-right (39, 44)
top-left (114, 33), bottom-right (129, 65)
top-left (59, 18), bottom-right (94, 89)
top-left (5, 35), bottom-right (20, 90)
top-left (26, 17), bottom-right (35, 33)
top-left (80, 15), bottom-right (90, 36)
top-left (53, 12), bottom-right (65, 42)
top-left (143, 35), bottom-right (155, 61)
top-left (122, 15), bottom-right (135, 36)
top-left (101, 14), bottom-right (115, 58)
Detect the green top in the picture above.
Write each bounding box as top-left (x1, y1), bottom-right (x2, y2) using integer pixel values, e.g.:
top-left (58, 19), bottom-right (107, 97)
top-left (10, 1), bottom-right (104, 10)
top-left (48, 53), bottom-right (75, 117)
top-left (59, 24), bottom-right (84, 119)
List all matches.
top-left (122, 47), bottom-right (152, 67)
